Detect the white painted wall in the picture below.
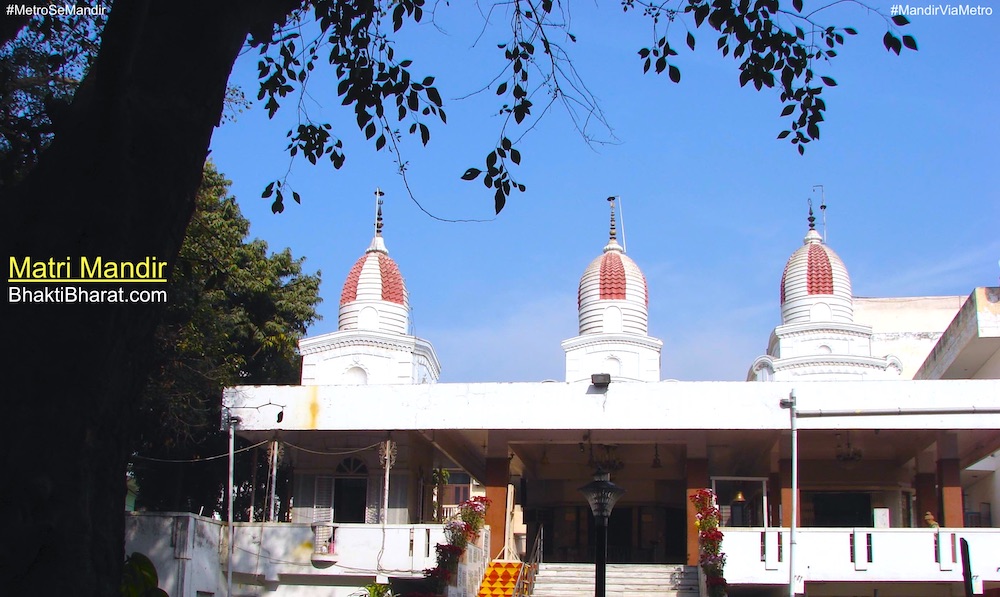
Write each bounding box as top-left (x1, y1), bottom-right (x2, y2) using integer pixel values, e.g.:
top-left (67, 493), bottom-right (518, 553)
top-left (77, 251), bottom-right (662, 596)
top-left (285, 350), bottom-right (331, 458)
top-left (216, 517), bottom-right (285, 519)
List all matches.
top-left (125, 513), bottom-right (460, 597)
top-left (124, 512), bottom-right (225, 597)
top-left (724, 527), bottom-right (1000, 591)
top-left (855, 296), bottom-right (965, 379)
top-left (562, 333), bottom-right (662, 382)
top-left (224, 380), bottom-right (1000, 433)
top-left (299, 330), bottom-right (440, 385)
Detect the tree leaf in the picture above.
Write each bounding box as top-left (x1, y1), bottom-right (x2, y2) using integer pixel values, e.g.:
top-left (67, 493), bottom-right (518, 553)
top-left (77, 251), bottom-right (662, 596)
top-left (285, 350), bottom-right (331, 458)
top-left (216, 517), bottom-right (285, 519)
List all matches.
top-left (461, 168), bottom-right (482, 180)
top-left (686, 32), bottom-right (696, 51)
top-left (820, 76), bottom-right (837, 87)
top-left (668, 64), bottom-right (681, 83)
top-left (902, 35), bottom-right (918, 50)
top-left (891, 14), bottom-right (910, 26)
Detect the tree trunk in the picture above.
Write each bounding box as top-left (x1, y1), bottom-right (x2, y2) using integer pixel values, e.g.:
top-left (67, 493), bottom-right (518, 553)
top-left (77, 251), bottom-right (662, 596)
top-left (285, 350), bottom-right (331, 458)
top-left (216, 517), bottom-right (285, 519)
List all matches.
top-left (1, 1), bottom-right (297, 594)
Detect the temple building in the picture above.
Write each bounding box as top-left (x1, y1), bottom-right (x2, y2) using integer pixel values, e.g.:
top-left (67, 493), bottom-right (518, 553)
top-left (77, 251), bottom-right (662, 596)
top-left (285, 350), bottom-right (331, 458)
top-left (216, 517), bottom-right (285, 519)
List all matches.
top-left (127, 195), bottom-right (1000, 597)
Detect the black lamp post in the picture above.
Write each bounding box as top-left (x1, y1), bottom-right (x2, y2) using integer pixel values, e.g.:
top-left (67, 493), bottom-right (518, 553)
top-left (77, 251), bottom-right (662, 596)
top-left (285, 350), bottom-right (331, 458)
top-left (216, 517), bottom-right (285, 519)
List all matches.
top-left (579, 469), bottom-right (625, 597)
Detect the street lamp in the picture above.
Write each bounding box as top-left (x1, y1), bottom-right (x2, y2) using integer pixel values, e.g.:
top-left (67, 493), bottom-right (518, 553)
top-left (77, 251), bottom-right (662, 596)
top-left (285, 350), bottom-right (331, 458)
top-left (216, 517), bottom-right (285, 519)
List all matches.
top-left (579, 469), bottom-right (625, 597)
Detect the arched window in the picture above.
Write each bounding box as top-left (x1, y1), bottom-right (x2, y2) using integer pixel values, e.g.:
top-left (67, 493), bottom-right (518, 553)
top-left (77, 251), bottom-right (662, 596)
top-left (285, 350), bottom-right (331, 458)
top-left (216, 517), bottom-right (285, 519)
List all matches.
top-left (810, 302), bottom-right (832, 322)
top-left (604, 306), bottom-right (623, 333)
top-left (358, 306), bottom-right (379, 330)
top-left (336, 457), bottom-right (368, 476)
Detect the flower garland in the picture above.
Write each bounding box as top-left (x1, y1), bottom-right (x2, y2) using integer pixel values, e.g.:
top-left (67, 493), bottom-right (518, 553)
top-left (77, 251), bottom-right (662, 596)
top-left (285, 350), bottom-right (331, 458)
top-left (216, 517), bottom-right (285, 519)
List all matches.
top-left (419, 496), bottom-right (493, 595)
top-left (690, 488), bottom-right (727, 597)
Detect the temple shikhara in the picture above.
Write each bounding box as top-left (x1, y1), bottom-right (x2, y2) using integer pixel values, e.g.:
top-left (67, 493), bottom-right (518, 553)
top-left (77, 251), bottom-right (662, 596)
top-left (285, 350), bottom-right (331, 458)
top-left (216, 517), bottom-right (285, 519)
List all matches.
top-left (127, 194), bottom-right (1000, 597)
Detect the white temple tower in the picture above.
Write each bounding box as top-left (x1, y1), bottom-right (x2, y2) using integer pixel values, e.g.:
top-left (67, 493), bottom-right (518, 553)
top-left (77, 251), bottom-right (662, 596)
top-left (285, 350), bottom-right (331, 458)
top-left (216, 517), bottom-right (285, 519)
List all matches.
top-left (298, 190), bottom-right (440, 385)
top-left (748, 205), bottom-right (901, 381)
top-left (562, 198), bottom-right (663, 382)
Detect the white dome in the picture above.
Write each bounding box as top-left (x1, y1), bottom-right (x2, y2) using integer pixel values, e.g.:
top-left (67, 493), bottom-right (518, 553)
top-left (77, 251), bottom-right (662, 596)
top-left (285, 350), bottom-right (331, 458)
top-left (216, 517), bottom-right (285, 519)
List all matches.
top-left (337, 200), bottom-right (409, 335)
top-left (779, 228), bottom-right (853, 325)
top-left (577, 202), bottom-right (649, 336)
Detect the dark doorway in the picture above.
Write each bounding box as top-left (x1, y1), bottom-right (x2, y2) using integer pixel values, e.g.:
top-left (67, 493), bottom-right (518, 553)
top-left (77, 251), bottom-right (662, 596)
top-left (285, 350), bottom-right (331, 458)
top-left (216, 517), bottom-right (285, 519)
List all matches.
top-left (607, 507), bottom-right (633, 563)
top-left (663, 507), bottom-right (687, 563)
top-left (812, 492), bottom-right (873, 527)
top-left (334, 477), bottom-right (368, 523)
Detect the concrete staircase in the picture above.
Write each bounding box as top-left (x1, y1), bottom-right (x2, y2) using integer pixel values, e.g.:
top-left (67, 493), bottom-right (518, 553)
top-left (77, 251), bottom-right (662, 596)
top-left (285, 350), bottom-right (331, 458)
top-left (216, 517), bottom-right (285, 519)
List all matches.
top-left (530, 563), bottom-right (699, 597)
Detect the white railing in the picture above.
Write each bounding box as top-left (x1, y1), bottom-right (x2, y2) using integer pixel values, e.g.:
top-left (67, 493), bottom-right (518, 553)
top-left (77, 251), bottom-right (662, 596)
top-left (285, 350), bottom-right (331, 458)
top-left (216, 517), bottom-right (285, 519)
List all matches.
top-left (723, 527), bottom-right (1000, 592)
top-left (229, 522), bottom-right (447, 582)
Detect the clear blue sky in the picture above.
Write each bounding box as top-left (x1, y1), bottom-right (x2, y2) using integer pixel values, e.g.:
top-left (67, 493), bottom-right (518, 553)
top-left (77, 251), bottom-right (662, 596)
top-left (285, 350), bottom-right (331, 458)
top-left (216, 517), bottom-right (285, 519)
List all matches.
top-left (208, 3), bottom-right (999, 383)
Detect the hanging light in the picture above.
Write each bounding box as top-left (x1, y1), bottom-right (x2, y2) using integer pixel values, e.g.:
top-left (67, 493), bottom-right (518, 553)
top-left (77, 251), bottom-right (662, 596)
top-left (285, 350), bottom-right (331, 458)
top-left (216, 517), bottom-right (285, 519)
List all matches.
top-left (733, 490), bottom-right (746, 503)
top-left (651, 444), bottom-right (663, 469)
top-left (835, 432), bottom-right (863, 462)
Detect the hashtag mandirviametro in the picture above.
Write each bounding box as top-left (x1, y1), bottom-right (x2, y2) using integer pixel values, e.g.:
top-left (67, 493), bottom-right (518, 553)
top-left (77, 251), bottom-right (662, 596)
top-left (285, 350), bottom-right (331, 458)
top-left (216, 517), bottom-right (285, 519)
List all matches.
top-left (890, 3), bottom-right (993, 15)
top-left (6, 3), bottom-right (107, 16)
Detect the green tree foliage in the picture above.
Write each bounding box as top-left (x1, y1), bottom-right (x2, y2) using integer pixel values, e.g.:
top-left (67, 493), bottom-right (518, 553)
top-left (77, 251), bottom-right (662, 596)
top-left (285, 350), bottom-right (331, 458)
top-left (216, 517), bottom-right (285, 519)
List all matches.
top-left (120, 552), bottom-right (168, 597)
top-left (0, 5), bottom-right (107, 184)
top-left (249, 0), bottom-right (913, 214)
top-left (130, 163), bottom-right (320, 517)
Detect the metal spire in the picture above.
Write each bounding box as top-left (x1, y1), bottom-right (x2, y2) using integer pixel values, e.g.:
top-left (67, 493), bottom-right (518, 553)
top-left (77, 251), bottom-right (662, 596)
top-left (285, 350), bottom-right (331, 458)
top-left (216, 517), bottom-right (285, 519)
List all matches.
top-left (807, 198), bottom-right (816, 231)
top-left (374, 187), bottom-right (385, 237)
top-left (607, 196), bottom-right (617, 242)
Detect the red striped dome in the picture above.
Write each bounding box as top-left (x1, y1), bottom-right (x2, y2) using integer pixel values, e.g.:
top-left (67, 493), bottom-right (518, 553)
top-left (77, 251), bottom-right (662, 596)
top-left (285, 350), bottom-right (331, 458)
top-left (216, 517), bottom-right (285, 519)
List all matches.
top-left (779, 228), bottom-right (853, 325)
top-left (340, 248), bottom-right (406, 306)
top-left (577, 237), bottom-right (649, 335)
top-left (337, 203), bottom-right (410, 335)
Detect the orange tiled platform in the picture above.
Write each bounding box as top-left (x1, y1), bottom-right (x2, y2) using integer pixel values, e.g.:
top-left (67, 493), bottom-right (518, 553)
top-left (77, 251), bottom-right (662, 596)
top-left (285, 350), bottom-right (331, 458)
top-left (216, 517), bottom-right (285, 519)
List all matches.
top-left (477, 561), bottom-right (522, 597)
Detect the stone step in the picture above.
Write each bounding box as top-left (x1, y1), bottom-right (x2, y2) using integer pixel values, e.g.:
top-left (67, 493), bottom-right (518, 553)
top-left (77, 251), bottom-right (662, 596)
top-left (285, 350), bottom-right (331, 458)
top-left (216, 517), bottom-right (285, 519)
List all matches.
top-left (533, 588), bottom-right (698, 593)
top-left (533, 588), bottom-right (699, 597)
top-left (530, 563), bottom-right (699, 597)
top-left (532, 576), bottom-right (698, 586)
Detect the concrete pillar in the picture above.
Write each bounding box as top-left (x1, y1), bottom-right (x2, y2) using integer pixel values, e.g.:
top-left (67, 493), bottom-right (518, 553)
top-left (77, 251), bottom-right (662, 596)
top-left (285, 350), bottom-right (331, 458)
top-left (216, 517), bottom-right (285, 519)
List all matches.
top-left (484, 457), bottom-right (510, 560)
top-left (779, 459), bottom-right (799, 527)
top-left (685, 458), bottom-right (709, 566)
top-left (938, 458), bottom-right (963, 527)
top-left (914, 472), bottom-right (938, 527)
top-left (937, 433), bottom-right (963, 528)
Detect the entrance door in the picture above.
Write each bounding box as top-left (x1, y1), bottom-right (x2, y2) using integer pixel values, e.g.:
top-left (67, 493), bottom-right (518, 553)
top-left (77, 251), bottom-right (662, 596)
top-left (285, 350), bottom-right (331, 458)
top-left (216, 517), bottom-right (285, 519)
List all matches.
top-left (334, 477), bottom-right (368, 523)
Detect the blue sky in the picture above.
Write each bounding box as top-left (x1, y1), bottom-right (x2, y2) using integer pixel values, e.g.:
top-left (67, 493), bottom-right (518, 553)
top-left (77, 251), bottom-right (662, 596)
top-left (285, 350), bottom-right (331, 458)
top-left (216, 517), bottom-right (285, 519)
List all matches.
top-left (208, 2), bottom-right (999, 383)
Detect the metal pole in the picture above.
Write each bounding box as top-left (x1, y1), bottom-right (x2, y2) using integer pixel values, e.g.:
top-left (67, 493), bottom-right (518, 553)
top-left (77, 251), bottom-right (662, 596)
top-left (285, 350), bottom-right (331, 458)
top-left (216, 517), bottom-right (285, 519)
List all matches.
top-left (268, 439), bottom-right (279, 522)
top-left (381, 439), bottom-right (393, 524)
top-left (227, 415), bottom-right (240, 597)
top-left (595, 515), bottom-right (607, 597)
top-left (780, 390), bottom-right (798, 597)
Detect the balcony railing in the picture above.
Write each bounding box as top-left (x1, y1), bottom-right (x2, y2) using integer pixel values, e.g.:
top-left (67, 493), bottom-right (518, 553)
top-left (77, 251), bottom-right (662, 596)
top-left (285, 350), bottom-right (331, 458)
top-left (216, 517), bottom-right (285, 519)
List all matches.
top-left (228, 522), bottom-right (448, 582)
top-left (723, 527), bottom-right (1000, 592)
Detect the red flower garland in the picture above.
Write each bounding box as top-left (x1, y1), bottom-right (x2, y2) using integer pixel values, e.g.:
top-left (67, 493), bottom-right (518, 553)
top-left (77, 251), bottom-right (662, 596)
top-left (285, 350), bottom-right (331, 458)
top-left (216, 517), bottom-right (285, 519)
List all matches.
top-left (690, 488), bottom-right (727, 597)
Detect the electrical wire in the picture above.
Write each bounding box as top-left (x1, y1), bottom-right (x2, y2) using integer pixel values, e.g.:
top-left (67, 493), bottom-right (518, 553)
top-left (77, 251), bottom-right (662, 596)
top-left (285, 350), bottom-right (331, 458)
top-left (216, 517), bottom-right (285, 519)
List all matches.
top-left (281, 440), bottom-right (382, 456)
top-left (131, 439), bottom-right (270, 463)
